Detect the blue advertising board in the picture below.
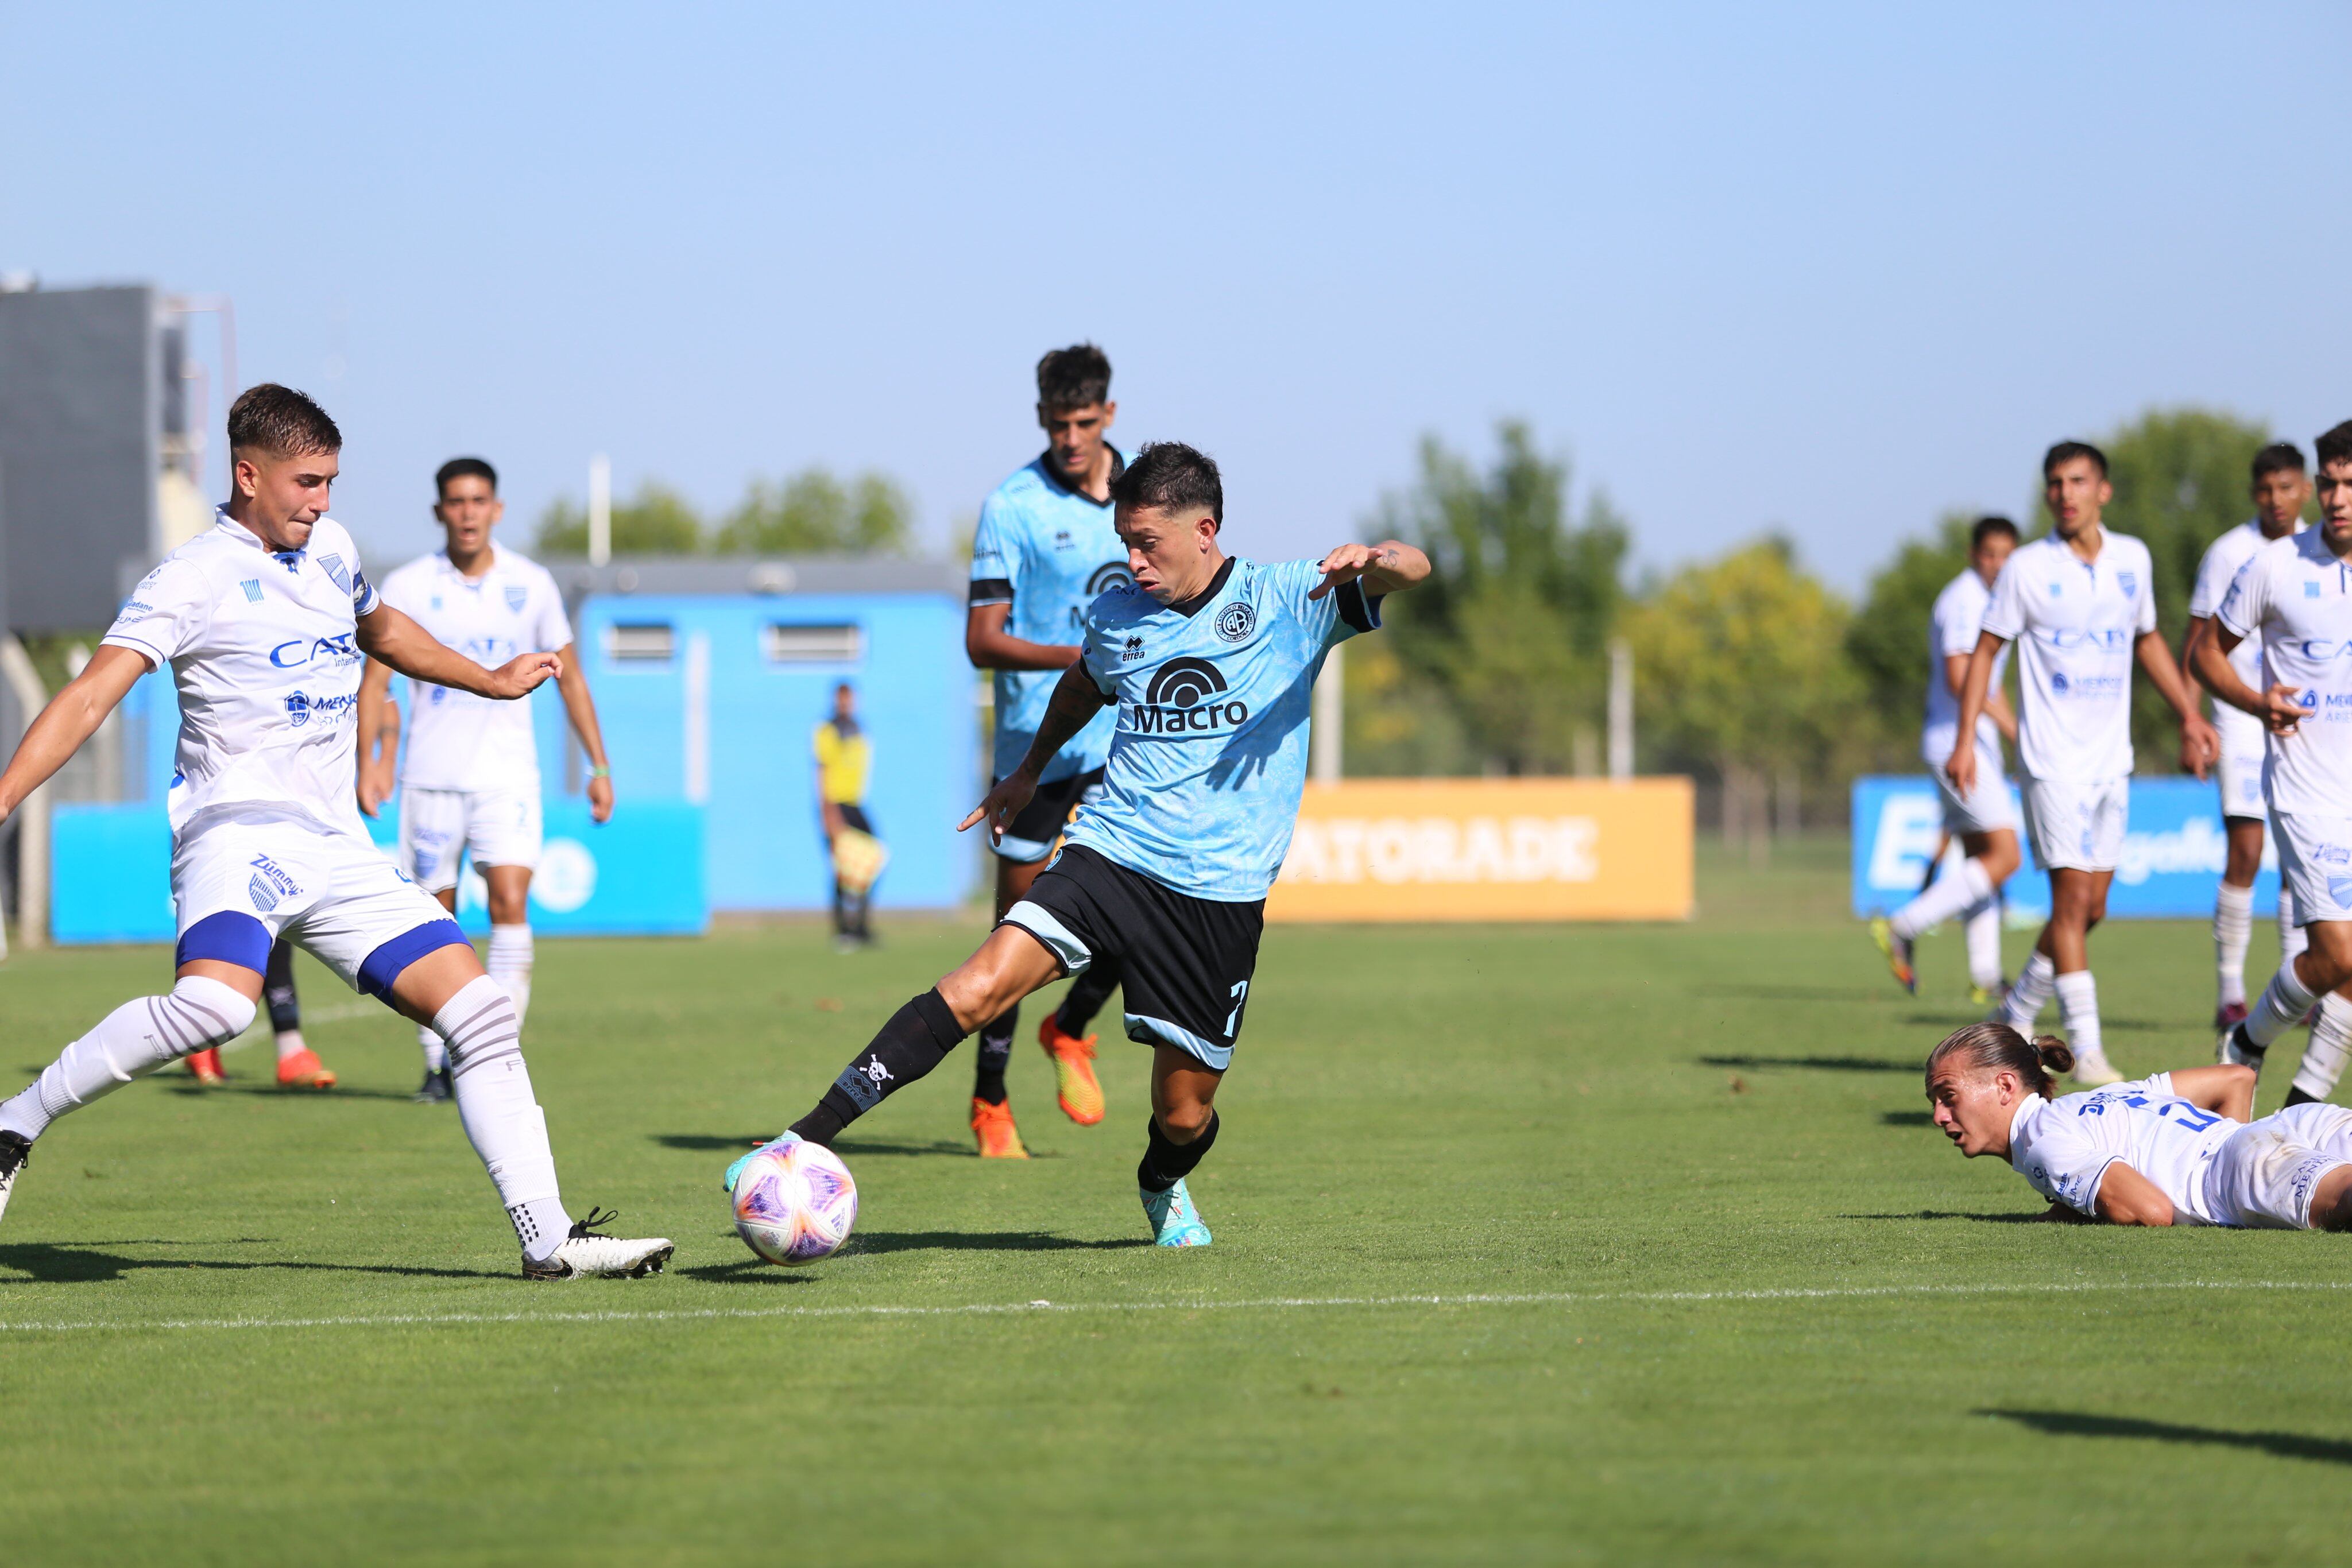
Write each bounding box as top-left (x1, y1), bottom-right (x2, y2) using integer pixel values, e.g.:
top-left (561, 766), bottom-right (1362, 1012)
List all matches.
top-left (51, 802), bottom-right (706, 946)
top-left (1851, 775), bottom-right (2277, 922)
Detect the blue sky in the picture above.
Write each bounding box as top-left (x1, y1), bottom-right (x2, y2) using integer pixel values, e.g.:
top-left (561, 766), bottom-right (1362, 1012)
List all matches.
top-left (6, 3), bottom-right (2347, 591)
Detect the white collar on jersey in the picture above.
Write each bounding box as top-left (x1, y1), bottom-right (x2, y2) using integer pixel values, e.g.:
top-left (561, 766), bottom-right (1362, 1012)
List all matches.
top-left (212, 505), bottom-right (308, 564)
top-left (434, 544), bottom-right (505, 587)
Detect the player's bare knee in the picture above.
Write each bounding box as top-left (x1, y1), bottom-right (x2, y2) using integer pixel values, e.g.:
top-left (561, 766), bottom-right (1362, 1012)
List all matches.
top-left (1155, 1098), bottom-right (1214, 1142)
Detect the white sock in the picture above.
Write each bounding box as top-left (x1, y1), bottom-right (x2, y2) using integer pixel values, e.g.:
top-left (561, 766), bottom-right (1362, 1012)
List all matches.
top-left (2292, 994), bottom-right (2352, 1103)
top-left (419, 1024), bottom-right (448, 1074)
top-left (2055, 970), bottom-right (2103, 1067)
top-left (275, 1028), bottom-right (307, 1063)
top-left (2281, 889), bottom-right (2309, 969)
top-left (1963, 897), bottom-right (2003, 991)
top-left (433, 975), bottom-right (567, 1260)
top-left (488, 924), bottom-right (534, 1033)
top-left (2248, 959), bottom-right (2319, 1051)
top-left (1889, 857), bottom-right (1994, 942)
top-left (0, 977), bottom-right (256, 1141)
top-left (2214, 881), bottom-right (2254, 1009)
top-left (2002, 951), bottom-right (2057, 1032)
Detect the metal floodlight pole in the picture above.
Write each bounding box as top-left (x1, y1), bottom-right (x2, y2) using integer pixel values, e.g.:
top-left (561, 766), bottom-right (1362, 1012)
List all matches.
top-left (0, 636), bottom-right (51, 949)
top-left (588, 454), bottom-right (612, 567)
top-left (1608, 638), bottom-right (1634, 781)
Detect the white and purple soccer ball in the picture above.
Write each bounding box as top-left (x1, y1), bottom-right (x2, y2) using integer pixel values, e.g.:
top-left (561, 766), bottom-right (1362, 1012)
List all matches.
top-left (732, 1140), bottom-right (859, 1265)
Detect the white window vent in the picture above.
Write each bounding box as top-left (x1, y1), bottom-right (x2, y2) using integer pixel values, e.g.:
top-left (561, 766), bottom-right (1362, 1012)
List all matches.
top-left (605, 622), bottom-right (676, 663)
top-left (762, 623), bottom-right (862, 664)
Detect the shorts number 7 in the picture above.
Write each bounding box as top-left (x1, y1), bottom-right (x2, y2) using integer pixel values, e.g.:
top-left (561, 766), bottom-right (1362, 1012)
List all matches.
top-left (1225, 980), bottom-right (1251, 1040)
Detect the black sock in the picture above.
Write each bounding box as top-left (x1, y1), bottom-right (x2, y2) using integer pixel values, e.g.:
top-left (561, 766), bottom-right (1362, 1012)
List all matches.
top-left (973, 1006), bottom-right (1016, 1105)
top-left (2285, 1086), bottom-right (2323, 1108)
top-left (1137, 1111), bottom-right (1220, 1194)
top-left (1056, 956), bottom-right (1123, 1037)
top-left (791, 989), bottom-right (968, 1146)
top-left (264, 938), bottom-right (301, 1035)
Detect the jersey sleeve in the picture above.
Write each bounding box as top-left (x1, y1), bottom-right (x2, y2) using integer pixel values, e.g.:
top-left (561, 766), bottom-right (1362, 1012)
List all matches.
top-left (1267, 557), bottom-right (1383, 649)
top-left (969, 494), bottom-right (1020, 608)
top-left (1979, 555), bottom-right (2027, 642)
top-left (2132, 548), bottom-right (2157, 634)
top-left (533, 574), bottom-right (575, 652)
top-left (2012, 1112), bottom-right (2119, 1217)
top-left (2216, 553), bottom-right (2268, 643)
top-left (1935, 587), bottom-right (1983, 660)
top-left (2188, 540), bottom-right (2236, 621)
top-left (350, 563), bottom-right (379, 617)
top-left (1078, 601), bottom-right (1121, 696)
top-left (100, 558), bottom-right (212, 669)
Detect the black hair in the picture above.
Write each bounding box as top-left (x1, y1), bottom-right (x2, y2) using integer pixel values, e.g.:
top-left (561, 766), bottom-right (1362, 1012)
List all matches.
top-left (436, 456), bottom-right (498, 498)
top-left (1970, 514), bottom-right (2019, 551)
top-left (227, 384), bottom-right (341, 458)
top-left (2316, 422), bottom-right (2352, 472)
top-left (1111, 440), bottom-right (1223, 526)
top-left (2043, 440), bottom-right (2107, 480)
top-left (1036, 343), bottom-right (1111, 412)
top-left (1926, 1021), bottom-right (2074, 1100)
top-left (2251, 443), bottom-right (2305, 482)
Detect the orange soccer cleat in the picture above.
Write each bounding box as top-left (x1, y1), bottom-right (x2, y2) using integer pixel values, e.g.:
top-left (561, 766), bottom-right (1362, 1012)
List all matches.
top-left (1038, 1016), bottom-right (1105, 1125)
top-left (274, 1048), bottom-right (338, 1091)
top-left (186, 1048), bottom-right (228, 1086)
top-left (969, 1097), bottom-right (1028, 1159)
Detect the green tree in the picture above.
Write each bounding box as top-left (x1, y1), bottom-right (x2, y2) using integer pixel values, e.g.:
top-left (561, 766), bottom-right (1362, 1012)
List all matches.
top-left (535, 480), bottom-right (706, 555)
top-left (1376, 421), bottom-right (1628, 773)
top-left (1846, 511), bottom-right (1979, 745)
top-left (711, 468), bottom-right (912, 555)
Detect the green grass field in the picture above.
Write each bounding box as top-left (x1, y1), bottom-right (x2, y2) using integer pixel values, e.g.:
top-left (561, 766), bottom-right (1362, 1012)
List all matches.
top-left (3, 838), bottom-right (2349, 1565)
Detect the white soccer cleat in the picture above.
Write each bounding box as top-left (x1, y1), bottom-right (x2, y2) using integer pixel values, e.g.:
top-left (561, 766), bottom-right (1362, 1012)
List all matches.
top-left (2218, 1023), bottom-right (2267, 1073)
top-left (521, 1208), bottom-right (674, 1280)
top-left (2069, 1047), bottom-right (2126, 1089)
top-left (0, 1131), bottom-right (27, 1228)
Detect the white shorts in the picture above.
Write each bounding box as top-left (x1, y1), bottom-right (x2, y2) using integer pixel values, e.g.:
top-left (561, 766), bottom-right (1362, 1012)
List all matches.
top-left (2216, 742), bottom-right (2268, 822)
top-left (1933, 746), bottom-right (2018, 836)
top-left (399, 785), bottom-right (543, 893)
top-left (2205, 1104), bottom-right (2352, 1229)
top-left (2021, 775), bottom-right (2128, 874)
top-left (172, 817), bottom-right (463, 996)
top-left (2270, 812), bottom-right (2352, 927)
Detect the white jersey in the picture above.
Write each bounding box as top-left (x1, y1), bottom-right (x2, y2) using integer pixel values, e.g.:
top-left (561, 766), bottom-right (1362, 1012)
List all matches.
top-left (2215, 528), bottom-right (2352, 818)
top-left (378, 547), bottom-right (572, 792)
top-left (1921, 567), bottom-right (2010, 768)
top-left (2007, 1073), bottom-right (2237, 1225)
top-left (101, 508), bottom-right (379, 843)
top-left (2190, 520), bottom-right (2302, 761)
top-left (1980, 531), bottom-right (2157, 782)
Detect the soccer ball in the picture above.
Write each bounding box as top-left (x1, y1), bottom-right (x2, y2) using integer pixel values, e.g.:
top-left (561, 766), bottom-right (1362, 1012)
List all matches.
top-left (732, 1139), bottom-right (859, 1265)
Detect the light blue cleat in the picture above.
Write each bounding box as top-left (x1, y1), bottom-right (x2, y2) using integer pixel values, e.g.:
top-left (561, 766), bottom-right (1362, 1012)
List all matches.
top-left (724, 1131), bottom-right (799, 1194)
top-left (1140, 1178), bottom-right (1212, 1247)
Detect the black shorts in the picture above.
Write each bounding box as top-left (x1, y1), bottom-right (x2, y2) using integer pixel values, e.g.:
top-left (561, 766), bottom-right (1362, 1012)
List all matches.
top-left (1001, 843), bottom-right (1263, 1071)
top-left (836, 803), bottom-right (873, 836)
top-left (991, 767), bottom-right (1106, 865)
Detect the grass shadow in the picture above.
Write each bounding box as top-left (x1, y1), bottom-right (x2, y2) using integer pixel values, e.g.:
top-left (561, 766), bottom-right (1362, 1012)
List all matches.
top-left (1699, 1054), bottom-right (1920, 1074)
top-left (1982, 1409), bottom-right (2352, 1466)
top-left (676, 1257), bottom-right (823, 1286)
top-left (1881, 1110), bottom-right (1935, 1127)
top-left (0, 1242), bottom-right (506, 1284)
top-left (160, 1082), bottom-right (423, 1104)
top-left (1838, 1210), bottom-right (2053, 1224)
top-left (846, 1230), bottom-right (1152, 1256)
top-left (651, 1133), bottom-right (980, 1159)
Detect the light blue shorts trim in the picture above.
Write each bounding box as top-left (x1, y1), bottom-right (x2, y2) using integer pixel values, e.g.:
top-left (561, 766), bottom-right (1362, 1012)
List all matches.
top-left (993, 831), bottom-right (1057, 865)
top-left (1125, 1011), bottom-right (1233, 1073)
top-left (1003, 900), bottom-right (1093, 975)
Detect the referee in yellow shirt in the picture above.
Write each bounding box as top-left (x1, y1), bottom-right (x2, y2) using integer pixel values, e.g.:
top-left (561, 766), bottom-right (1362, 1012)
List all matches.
top-left (813, 682), bottom-right (881, 948)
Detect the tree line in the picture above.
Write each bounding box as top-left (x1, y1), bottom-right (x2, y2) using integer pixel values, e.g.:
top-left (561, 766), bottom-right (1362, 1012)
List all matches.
top-left (535, 467), bottom-right (915, 556)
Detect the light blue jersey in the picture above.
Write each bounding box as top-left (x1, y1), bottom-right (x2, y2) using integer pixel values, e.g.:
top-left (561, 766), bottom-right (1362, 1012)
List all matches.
top-left (970, 451), bottom-right (1132, 782)
top-left (1064, 556), bottom-right (1381, 901)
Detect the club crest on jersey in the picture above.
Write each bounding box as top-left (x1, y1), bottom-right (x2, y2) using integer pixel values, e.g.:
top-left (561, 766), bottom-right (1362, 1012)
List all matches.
top-left (505, 584), bottom-right (527, 613)
top-left (1086, 563), bottom-right (1135, 597)
top-left (1129, 657), bottom-right (1249, 736)
top-left (1215, 602), bottom-right (1256, 642)
top-left (319, 553), bottom-right (352, 596)
top-left (2117, 571), bottom-right (2136, 597)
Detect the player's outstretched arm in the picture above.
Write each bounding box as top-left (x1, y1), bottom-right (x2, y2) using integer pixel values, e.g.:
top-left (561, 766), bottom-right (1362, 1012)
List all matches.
top-left (550, 644), bottom-right (615, 823)
top-left (2191, 624), bottom-right (2304, 737)
top-left (0, 645), bottom-right (148, 823)
top-left (960, 663), bottom-right (1112, 841)
top-left (1309, 540), bottom-right (1429, 601)
top-left (965, 602), bottom-right (1081, 672)
top-left (2138, 629), bottom-right (2218, 775)
top-left (1945, 630), bottom-right (2007, 792)
top-left (2090, 1162), bottom-right (2175, 1227)
top-left (356, 603), bottom-right (559, 701)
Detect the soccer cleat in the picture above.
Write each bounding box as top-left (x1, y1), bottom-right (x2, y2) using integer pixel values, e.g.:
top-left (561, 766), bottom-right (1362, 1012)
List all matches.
top-left (2218, 1022), bottom-right (2268, 1071)
top-left (1869, 916), bottom-right (1916, 995)
top-left (274, 1048), bottom-right (337, 1090)
top-left (970, 1097), bottom-right (1029, 1159)
top-left (522, 1209), bottom-right (675, 1279)
top-left (187, 1048), bottom-right (228, 1086)
top-left (2068, 1047), bottom-right (2126, 1089)
top-left (2215, 1002), bottom-right (2250, 1031)
top-left (0, 1130), bottom-right (28, 1228)
top-left (413, 1065), bottom-right (454, 1104)
top-left (1970, 981), bottom-right (2010, 1012)
top-left (724, 1132), bottom-right (795, 1194)
top-left (1140, 1178), bottom-right (1212, 1247)
top-left (1038, 1016), bottom-right (1106, 1125)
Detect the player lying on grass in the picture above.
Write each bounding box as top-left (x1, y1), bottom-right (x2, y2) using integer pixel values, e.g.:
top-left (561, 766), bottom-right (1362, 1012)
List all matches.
top-left (728, 441), bottom-right (1429, 1245)
top-left (0, 385), bottom-right (671, 1280)
top-left (1925, 1021), bottom-right (2352, 1229)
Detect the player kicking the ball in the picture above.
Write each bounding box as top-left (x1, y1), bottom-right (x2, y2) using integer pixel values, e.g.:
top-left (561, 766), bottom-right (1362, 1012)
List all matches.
top-left (0, 386), bottom-right (669, 1280)
top-left (730, 442), bottom-right (1429, 1245)
top-left (2200, 422), bottom-right (2352, 1106)
top-left (355, 457), bottom-right (616, 1102)
top-left (961, 344), bottom-right (1135, 1157)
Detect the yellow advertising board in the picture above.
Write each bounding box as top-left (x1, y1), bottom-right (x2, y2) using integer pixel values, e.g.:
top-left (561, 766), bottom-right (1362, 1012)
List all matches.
top-left (1267, 777), bottom-right (1693, 923)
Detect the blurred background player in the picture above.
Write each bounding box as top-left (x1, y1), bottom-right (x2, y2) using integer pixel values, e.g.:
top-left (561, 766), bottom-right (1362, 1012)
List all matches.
top-left (357, 458), bottom-right (615, 1102)
top-left (1873, 515), bottom-right (2020, 1004)
top-left (960, 344), bottom-right (1132, 1157)
top-left (183, 937), bottom-right (340, 1089)
top-left (1950, 442), bottom-right (2216, 1086)
top-left (2201, 421), bottom-right (2352, 1106)
top-left (813, 682), bottom-right (881, 950)
top-left (2183, 443), bottom-right (2311, 1029)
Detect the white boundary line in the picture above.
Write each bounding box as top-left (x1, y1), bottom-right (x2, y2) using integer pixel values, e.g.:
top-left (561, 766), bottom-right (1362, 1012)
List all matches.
top-left (3, 1277), bottom-right (2350, 1336)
